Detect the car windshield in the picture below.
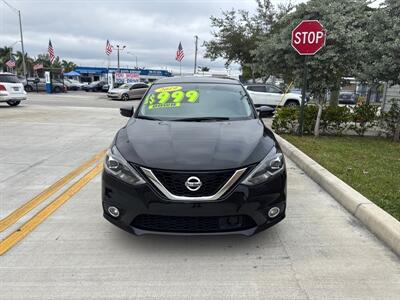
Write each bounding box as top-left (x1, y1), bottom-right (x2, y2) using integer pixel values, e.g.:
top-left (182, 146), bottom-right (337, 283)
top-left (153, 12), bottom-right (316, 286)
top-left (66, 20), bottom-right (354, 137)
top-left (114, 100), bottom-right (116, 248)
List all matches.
top-left (137, 83), bottom-right (255, 121)
top-left (0, 74), bottom-right (20, 83)
top-left (118, 83), bottom-right (133, 89)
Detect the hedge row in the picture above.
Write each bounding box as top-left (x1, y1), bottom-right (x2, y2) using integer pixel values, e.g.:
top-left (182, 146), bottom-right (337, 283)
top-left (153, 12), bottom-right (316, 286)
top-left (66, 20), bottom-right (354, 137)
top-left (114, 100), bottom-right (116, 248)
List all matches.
top-left (271, 99), bottom-right (400, 138)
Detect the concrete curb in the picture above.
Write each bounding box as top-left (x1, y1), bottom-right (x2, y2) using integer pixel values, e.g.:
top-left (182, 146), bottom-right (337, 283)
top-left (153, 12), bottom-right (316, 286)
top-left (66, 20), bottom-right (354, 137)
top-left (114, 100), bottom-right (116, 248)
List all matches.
top-left (275, 135), bottom-right (400, 256)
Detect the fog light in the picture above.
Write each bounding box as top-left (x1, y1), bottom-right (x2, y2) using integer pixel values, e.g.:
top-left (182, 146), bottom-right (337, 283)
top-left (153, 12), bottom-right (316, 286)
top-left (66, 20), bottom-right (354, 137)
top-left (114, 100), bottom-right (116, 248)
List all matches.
top-left (268, 207), bottom-right (280, 218)
top-left (108, 206), bottom-right (120, 218)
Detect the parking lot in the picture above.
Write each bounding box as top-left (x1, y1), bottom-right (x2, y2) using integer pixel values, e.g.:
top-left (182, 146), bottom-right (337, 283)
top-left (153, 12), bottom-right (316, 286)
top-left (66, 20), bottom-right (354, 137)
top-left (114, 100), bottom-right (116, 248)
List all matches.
top-left (0, 93), bottom-right (399, 299)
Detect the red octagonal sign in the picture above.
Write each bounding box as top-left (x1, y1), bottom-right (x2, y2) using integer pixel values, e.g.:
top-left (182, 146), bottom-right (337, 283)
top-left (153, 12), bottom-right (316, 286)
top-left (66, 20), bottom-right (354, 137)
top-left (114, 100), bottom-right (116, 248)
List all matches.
top-left (291, 20), bottom-right (326, 55)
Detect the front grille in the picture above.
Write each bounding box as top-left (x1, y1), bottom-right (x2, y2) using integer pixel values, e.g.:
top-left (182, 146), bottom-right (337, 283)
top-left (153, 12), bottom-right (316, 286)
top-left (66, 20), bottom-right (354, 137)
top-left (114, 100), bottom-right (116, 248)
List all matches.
top-left (151, 169), bottom-right (235, 197)
top-left (132, 214), bottom-right (256, 233)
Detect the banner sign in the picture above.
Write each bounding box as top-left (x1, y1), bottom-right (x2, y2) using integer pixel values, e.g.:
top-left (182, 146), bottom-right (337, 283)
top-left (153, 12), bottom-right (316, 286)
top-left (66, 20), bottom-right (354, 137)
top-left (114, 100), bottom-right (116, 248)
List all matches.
top-left (44, 71), bottom-right (51, 84)
top-left (115, 72), bottom-right (140, 84)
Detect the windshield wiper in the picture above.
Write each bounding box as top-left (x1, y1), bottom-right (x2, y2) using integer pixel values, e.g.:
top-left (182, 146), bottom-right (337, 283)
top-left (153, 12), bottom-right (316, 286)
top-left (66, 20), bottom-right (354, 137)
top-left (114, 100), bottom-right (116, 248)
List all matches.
top-left (171, 117), bottom-right (231, 122)
top-left (137, 116), bottom-right (162, 121)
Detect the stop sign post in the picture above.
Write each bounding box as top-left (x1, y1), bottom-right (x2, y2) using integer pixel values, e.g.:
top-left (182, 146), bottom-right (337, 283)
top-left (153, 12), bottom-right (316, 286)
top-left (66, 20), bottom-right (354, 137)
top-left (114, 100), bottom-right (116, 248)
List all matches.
top-left (291, 20), bottom-right (326, 135)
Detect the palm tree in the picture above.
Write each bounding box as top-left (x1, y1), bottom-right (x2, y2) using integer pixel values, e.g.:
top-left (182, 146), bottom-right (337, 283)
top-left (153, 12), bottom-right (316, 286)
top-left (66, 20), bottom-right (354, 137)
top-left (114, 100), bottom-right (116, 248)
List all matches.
top-left (0, 46), bottom-right (13, 71)
top-left (15, 51), bottom-right (34, 76)
top-left (61, 60), bottom-right (76, 73)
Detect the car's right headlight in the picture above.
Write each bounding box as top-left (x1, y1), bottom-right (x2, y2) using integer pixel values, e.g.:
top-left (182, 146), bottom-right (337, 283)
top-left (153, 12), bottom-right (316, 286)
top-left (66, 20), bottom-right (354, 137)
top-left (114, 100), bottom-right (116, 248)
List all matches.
top-left (104, 146), bottom-right (146, 185)
top-left (241, 146), bottom-right (284, 186)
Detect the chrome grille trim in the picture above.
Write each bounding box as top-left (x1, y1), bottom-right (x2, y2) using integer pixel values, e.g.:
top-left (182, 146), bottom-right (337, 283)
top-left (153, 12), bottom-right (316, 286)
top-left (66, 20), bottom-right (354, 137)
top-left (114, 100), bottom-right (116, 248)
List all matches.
top-left (141, 167), bottom-right (247, 202)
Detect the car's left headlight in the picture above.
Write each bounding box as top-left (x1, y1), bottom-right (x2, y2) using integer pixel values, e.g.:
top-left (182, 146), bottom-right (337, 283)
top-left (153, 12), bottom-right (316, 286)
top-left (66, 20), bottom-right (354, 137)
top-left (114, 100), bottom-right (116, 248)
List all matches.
top-left (241, 146), bottom-right (284, 186)
top-left (104, 145), bottom-right (146, 185)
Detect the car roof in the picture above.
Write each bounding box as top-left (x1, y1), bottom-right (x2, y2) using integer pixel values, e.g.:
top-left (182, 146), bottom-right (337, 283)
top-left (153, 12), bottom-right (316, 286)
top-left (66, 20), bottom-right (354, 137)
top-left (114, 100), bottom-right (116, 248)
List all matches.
top-left (0, 72), bottom-right (17, 75)
top-left (154, 76), bottom-right (240, 85)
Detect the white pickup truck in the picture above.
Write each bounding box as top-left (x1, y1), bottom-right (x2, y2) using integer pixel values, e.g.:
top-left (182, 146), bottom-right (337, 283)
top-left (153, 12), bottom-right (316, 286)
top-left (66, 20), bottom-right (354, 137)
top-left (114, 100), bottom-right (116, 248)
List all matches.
top-left (245, 84), bottom-right (302, 107)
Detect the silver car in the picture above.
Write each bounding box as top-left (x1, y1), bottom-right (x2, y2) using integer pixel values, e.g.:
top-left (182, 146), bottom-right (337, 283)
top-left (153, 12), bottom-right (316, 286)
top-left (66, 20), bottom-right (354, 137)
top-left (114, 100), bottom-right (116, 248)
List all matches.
top-left (107, 82), bottom-right (148, 101)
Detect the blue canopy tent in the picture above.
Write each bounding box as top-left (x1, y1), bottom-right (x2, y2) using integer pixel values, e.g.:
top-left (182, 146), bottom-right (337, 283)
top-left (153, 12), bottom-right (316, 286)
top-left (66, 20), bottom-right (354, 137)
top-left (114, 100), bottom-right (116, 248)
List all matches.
top-left (63, 71), bottom-right (81, 76)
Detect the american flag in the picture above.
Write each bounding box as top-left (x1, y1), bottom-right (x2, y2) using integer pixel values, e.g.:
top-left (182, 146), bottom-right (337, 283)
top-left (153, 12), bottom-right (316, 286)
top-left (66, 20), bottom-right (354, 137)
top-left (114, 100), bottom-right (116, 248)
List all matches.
top-left (5, 59), bottom-right (16, 68)
top-left (105, 40), bottom-right (113, 56)
top-left (33, 63), bottom-right (43, 70)
top-left (48, 39), bottom-right (55, 64)
top-left (175, 42), bottom-right (184, 62)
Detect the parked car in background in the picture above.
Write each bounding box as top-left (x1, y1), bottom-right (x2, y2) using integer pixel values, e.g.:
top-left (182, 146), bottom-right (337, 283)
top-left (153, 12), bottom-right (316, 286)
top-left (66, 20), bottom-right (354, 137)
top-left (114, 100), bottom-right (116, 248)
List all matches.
top-left (24, 78), bottom-right (66, 93)
top-left (107, 82), bottom-right (149, 101)
top-left (338, 91), bottom-right (357, 105)
top-left (68, 79), bottom-right (87, 87)
top-left (245, 84), bottom-right (303, 107)
top-left (0, 72), bottom-right (27, 106)
top-left (82, 81), bottom-right (106, 92)
top-left (102, 82), bottom-right (125, 92)
top-left (62, 79), bottom-right (86, 90)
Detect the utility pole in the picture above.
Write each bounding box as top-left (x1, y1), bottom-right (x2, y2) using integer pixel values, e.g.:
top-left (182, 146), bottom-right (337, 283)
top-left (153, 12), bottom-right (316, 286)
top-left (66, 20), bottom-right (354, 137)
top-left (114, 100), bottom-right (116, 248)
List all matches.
top-left (18, 10), bottom-right (27, 77)
top-left (113, 44), bottom-right (126, 72)
top-left (193, 35), bottom-right (198, 75)
top-left (2, 0), bottom-right (27, 77)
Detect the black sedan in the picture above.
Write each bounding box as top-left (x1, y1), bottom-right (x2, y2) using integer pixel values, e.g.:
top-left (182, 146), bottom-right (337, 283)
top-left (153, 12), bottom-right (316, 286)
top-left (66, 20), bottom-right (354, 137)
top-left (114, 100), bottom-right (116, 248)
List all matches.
top-left (82, 80), bottom-right (106, 92)
top-left (102, 76), bottom-right (287, 236)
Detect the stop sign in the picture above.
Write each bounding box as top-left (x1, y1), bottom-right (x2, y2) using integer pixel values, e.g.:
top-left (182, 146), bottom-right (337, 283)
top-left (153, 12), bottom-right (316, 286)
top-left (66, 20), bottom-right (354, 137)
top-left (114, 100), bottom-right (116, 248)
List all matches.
top-left (291, 20), bottom-right (326, 55)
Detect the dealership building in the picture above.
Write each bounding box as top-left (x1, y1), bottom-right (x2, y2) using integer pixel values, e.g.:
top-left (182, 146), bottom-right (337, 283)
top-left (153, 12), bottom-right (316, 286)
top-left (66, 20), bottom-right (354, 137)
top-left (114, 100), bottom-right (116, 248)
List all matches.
top-left (73, 66), bottom-right (172, 83)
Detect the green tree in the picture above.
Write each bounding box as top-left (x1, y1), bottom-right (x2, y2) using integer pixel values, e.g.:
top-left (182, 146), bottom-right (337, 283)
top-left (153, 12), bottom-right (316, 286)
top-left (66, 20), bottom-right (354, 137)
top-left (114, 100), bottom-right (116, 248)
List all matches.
top-left (204, 0), bottom-right (276, 82)
top-left (356, 0), bottom-right (400, 104)
top-left (15, 51), bottom-right (34, 76)
top-left (61, 60), bottom-right (76, 73)
top-left (254, 0), bottom-right (371, 106)
top-left (0, 46), bottom-right (13, 71)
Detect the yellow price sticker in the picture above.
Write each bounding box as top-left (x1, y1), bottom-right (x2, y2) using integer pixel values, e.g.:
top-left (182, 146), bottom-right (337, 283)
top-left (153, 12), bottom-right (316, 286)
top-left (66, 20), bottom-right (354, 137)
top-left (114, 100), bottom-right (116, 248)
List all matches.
top-left (155, 86), bottom-right (183, 93)
top-left (144, 89), bottom-right (199, 110)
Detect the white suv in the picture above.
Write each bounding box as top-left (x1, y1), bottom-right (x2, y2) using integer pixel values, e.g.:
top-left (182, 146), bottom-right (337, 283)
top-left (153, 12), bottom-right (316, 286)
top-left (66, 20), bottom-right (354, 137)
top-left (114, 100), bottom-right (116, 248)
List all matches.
top-left (0, 72), bottom-right (27, 106)
top-left (245, 84), bottom-right (302, 107)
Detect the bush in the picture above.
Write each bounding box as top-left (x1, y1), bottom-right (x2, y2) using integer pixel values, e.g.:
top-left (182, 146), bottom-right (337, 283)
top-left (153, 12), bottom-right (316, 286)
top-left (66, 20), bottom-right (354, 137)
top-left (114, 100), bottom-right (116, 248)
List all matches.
top-left (350, 104), bottom-right (378, 136)
top-left (272, 107), bottom-right (298, 134)
top-left (321, 105), bottom-right (352, 135)
top-left (381, 99), bottom-right (400, 140)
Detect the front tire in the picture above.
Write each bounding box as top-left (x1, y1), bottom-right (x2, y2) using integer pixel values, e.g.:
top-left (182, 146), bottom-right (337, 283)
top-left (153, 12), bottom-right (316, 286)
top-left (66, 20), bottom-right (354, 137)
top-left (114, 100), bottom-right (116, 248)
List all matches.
top-left (121, 93), bottom-right (129, 101)
top-left (7, 100), bottom-right (21, 106)
top-left (284, 100), bottom-right (300, 107)
top-left (25, 85), bottom-right (33, 92)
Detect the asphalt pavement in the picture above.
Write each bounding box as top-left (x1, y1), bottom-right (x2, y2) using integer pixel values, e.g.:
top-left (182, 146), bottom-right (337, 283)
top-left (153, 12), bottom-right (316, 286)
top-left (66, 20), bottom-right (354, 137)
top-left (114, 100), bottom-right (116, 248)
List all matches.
top-left (0, 93), bottom-right (399, 299)
top-left (24, 90), bottom-right (141, 109)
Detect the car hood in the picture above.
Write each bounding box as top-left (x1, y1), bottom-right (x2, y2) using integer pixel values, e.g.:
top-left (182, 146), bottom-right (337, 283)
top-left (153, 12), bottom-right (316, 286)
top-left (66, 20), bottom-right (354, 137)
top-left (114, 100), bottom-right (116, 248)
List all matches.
top-left (109, 88), bottom-right (128, 93)
top-left (115, 119), bottom-right (276, 171)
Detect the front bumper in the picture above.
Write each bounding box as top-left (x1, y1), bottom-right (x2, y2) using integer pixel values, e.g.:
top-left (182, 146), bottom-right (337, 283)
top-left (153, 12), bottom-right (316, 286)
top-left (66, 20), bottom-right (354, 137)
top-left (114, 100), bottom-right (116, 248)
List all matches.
top-left (102, 168), bottom-right (286, 236)
top-left (107, 93), bottom-right (122, 99)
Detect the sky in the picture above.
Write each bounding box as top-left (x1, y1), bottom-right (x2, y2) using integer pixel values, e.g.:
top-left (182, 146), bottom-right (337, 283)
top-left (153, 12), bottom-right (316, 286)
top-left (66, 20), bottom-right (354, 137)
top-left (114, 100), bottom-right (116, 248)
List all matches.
top-left (0, 0), bottom-right (381, 74)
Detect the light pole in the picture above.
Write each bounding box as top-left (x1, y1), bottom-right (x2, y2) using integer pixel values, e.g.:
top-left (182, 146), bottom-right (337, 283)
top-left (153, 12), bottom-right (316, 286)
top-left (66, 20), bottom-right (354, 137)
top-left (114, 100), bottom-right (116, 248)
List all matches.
top-left (2, 0), bottom-right (27, 77)
top-left (126, 52), bottom-right (138, 69)
top-left (194, 35), bottom-right (198, 74)
top-left (113, 45), bottom-right (126, 72)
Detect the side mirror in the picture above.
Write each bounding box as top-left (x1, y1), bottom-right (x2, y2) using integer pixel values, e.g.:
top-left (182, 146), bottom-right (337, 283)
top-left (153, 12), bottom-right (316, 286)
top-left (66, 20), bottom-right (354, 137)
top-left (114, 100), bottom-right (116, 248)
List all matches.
top-left (256, 106), bottom-right (274, 118)
top-left (120, 106), bottom-right (134, 118)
